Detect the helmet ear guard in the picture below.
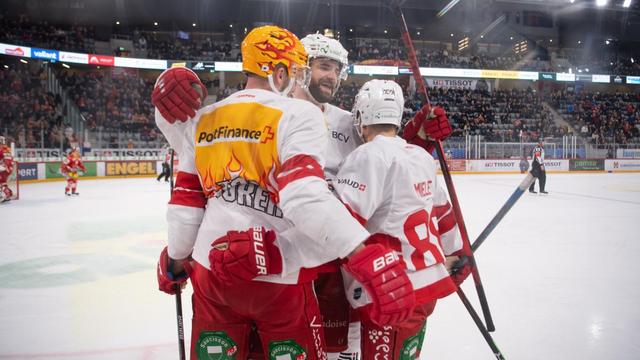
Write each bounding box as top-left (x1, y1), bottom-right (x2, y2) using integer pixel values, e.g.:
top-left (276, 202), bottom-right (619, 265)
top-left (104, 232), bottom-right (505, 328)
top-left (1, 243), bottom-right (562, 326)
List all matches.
top-left (269, 62), bottom-right (312, 97)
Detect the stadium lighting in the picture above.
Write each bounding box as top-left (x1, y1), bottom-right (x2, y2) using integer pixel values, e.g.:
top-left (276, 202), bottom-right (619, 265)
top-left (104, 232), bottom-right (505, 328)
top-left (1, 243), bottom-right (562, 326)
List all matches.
top-left (596, 0), bottom-right (607, 6)
top-left (62, 63), bottom-right (70, 69)
top-left (20, 59), bottom-right (28, 64)
top-left (437, 0), bottom-right (462, 18)
top-left (623, 0), bottom-right (632, 7)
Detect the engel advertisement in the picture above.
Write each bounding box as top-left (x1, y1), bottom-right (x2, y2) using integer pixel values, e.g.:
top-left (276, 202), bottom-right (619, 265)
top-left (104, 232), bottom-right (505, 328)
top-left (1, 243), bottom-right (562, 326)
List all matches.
top-left (105, 161), bottom-right (157, 176)
top-left (467, 159), bottom-right (568, 172)
top-left (605, 159), bottom-right (640, 172)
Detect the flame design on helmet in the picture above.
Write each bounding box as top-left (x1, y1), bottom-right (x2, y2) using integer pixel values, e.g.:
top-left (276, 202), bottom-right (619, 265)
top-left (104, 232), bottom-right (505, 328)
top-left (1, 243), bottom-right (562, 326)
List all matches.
top-left (242, 25), bottom-right (308, 77)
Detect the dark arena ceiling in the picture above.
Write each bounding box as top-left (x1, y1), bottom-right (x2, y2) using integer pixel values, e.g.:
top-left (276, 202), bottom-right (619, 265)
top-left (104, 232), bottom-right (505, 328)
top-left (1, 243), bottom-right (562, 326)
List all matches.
top-left (2, 0), bottom-right (640, 45)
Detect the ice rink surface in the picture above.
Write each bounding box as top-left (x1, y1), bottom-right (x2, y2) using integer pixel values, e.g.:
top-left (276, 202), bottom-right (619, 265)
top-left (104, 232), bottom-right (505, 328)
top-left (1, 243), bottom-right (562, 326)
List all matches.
top-left (1, 173), bottom-right (639, 360)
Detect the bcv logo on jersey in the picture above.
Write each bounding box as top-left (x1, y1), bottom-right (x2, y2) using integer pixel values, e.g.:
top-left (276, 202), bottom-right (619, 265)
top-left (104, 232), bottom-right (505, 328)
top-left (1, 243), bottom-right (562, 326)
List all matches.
top-left (337, 178), bottom-right (366, 191)
top-left (331, 131), bottom-right (350, 143)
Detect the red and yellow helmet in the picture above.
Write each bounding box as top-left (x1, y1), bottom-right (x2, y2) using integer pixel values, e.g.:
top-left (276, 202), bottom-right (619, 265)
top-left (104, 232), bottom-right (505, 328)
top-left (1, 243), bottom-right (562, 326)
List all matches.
top-left (241, 25), bottom-right (308, 78)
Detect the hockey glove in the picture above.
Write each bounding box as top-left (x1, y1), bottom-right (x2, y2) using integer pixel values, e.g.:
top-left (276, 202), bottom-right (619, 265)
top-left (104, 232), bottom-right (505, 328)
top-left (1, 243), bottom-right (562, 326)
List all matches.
top-left (343, 244), bottom-right (415, 326)
top-left (403, 105), bottom-right (451, 153)
top-left (448, 250), bottom-right (472, 286)
top-left (157, 246), bottom-right (193, 295)
top-left (209, 227), bottom-right (283, 282)
top-left (151, 67), bottom-right (208, 123)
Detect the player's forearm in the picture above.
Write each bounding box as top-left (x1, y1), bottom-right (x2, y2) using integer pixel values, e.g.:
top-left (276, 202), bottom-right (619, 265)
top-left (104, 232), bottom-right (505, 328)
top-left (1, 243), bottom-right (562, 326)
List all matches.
top-left (167, 204), bottom-right (204, 260)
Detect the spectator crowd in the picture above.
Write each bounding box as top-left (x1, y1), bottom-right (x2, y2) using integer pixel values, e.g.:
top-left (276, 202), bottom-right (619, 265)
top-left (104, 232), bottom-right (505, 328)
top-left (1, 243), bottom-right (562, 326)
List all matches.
top-left (1, 17), bottom-right (639, 150)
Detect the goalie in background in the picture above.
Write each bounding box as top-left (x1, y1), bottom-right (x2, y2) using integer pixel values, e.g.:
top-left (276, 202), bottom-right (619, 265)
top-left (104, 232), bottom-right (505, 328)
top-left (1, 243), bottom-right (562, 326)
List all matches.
top-left (61, 148), bottom-right (86, 196)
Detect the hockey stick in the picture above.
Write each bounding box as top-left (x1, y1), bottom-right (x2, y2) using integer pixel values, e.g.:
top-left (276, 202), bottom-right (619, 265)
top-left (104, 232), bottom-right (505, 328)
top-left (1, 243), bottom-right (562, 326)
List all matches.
top-left (472, 173), bottom-right (535, 252)
top-left (390, 3), bottom-right (496, 332)
top-left (168, 149), bottom-right (186, 360)
top-left (175, 284), bottom-right (187, 360)
top-left (169, 148), bottom-right (175, 195)
top-left (456, 288), bottom-right (506, 360)
top-left (452, 173), bottom-right (535, 269)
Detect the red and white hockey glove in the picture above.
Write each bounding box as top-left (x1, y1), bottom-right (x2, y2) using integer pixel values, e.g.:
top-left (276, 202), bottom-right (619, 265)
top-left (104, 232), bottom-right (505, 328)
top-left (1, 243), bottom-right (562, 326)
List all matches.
top-left (403, 105), bottom-right (451, 153)
top-left (209, 227), bottom-right (283, 282)
top-left (157, 246), bottom-right (193, 295)
top-left (151, 67), bottom-right (208, 123)
top-left (448, 250), bottom-right (472, 286)
top-left (343, 244), bottom-right (415, 326)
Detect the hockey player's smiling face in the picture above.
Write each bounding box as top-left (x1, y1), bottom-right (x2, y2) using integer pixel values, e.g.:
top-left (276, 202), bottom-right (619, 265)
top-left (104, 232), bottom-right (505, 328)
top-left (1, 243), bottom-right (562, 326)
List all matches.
top-left (308, 58), bottom-right (341, 103)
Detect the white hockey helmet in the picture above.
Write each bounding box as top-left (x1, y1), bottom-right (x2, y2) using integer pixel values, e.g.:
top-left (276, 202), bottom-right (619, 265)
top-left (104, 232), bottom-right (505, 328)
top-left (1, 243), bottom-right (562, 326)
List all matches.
top-left (301, 33), bottom-right (349, 81)
top-left (352, 80), bottom-right (404, 140)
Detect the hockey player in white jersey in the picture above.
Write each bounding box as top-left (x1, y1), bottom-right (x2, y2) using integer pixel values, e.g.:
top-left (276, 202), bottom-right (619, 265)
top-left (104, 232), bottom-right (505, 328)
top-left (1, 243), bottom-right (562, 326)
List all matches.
top-left (151, 25), bottom-right (415, 359)
top-left (288, 33), bottom-right (364, 359)
top-left (334, 79), bottom-right (468, 359)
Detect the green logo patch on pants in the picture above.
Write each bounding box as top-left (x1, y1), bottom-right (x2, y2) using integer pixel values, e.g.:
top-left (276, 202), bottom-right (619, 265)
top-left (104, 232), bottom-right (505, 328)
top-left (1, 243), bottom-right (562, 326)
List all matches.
top-left (400, 325), bottom-right (426, 360)
top-left (196, 331), bottom-right (238, 359)
top-left (268, 339), bottom-right (308, 360)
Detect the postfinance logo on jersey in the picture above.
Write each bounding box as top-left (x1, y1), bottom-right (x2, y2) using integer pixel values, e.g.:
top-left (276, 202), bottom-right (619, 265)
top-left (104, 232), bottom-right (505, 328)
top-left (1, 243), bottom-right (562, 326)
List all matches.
top-left (195, 102), bottom-right (281, 195)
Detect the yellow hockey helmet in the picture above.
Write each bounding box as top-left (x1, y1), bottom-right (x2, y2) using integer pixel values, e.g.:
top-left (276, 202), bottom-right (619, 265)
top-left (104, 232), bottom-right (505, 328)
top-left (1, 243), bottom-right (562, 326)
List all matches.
top-left (241, 25), bottom-right (308, 78)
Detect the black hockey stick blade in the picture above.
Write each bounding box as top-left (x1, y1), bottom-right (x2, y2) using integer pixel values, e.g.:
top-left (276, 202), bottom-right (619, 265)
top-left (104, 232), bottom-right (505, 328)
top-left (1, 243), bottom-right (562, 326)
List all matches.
top-left (457, 288), bottom-right (507, 360)
top-left (174, 285), bottom-right (186, 360)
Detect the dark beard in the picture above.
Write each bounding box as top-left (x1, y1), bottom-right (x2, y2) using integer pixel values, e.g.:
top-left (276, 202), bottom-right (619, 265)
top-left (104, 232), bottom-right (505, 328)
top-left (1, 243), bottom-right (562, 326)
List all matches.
top-left (308, 82), bottom-right (333, 104)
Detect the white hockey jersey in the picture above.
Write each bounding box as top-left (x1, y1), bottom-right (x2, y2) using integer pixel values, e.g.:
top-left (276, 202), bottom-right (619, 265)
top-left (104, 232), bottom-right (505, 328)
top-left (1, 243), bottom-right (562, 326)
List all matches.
top-left (323, 103), bottom-right (363, 186)
top-left (335, 135), bottom-right (462, 305)
top-left (161, 88), bottom-right (370, 284)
